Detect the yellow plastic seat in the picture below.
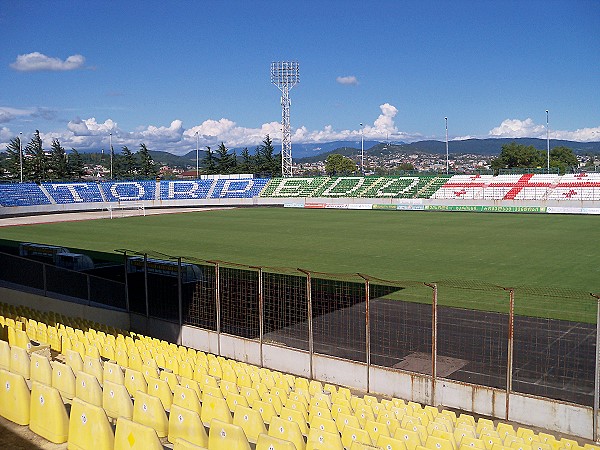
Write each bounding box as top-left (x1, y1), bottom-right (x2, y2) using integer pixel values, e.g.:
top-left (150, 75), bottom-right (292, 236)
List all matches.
top-left (226, 391), bottom-right (250, 412)
top-left (310, 404), bottom-right (333, 421)
top-left (173, 384), bottom-right (202, 415)
top-left (268, 415), bottom-right (306, 450)
top-left (233, 404), bottom-right (267, 444)
top-left (29, 381), bottom-right (69, 443)
top-left (65, 348), bottom-right (84, 373)
top-left (281, 406), bottom-right (310, 436)
top-left (481, 435), bottom-right (504, 450)
top-left (0, 340), bottom-right (10, 370)
top-left (132, 390), bottom-right (169, 438)
top-left (15, 328), bottom-right (31, 350)
top-left (342, 424), bottom-right (373, 449)
top-left (160, 369), bottom-right (180, 391)
top-left (103, 379), bottom-right (134, 420)
top-left (307, 427), bottom-right (344, 450)
top-left (125, 367), bottom-right (148, 398)
top-left (425, 435), bottom-right (456, 450)
top-left (455, 428), bottom-right (477, 445)
top-left (83, 355), bottom-right (104, 385)
top-left (366, 419), bottom-right (391, 442)
top-left (30, 352), bottom-right (52, 386)
top-left (311, 414), bottom-right (338, 434)
top-left (114, 416), bottom-right (163, 450)
top-left (168, 403), bottom-right (209, 447)
top-left (10, 345), bottom-right (31, 379)
top-left (252, 399), bottom-right (278, 425)
top-left (336, 411), bottom-right (362, 432)
top-left (67, 397), bottom-right (115, 450)
top-left (476, 419), bottom-right (495, 436)
top-left (256, 433), bottom-right (297, 450)
top-left (148, 376), bottom-right (173, 410)
top-left (379, 434), bottom-right (410, 450)
top-left (240, 385), bottom-right (261, 407)
top-left (103, 361), bottom-right (124, 385)
top-left (174, 437), bottom-right (209, 449)
top-left (461, 436), bottom-right (486, 449)
top-left (0, 369), bottom-right (30, 425)
top-left (51, 360), bottom-right (76, 399)
top-left (395, 427), bottom-right (423, 450)
top-left (75, 370), bottom-right (103, 407)
top-left (201, 393), bottom-right (232, 427)
top-left (208, 418), bottom-right (251, 450)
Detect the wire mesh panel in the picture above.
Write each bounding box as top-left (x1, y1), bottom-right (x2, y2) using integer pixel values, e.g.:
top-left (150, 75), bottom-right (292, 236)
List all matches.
top-left (219, 266), bottom-right (259, 339)
top-left (0, 252), bottom-right (44, 290)
top-left (311, 273), bottom-right (366, 362)
top-left (89, 275), bottom-right (126, 309)
top-left (512, 288), bottom-right (596, 406)
top-left (45, 265), bottom-right (89, 300)
top-left (147, 273), bottom-right (179, 321)
top-left (262, 270), bottom-right (308, 350)
top-left (369, 278), bottom-right (433, 374)
top-left (183, 263), bottom-right (217, 331)
top-left (436, 282), bottom-right (508, 389)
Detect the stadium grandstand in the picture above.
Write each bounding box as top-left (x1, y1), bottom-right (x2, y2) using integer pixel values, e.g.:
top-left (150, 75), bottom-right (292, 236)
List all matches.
top-left (0, 173), bottom-right (599, 211)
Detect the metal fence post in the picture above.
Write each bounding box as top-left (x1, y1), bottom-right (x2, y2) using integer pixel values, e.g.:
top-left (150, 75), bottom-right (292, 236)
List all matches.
top-left (425, 283), bottom-right (437, 405)
top-left (592, 293), bottom-right (600, 442)
top-left (505, 288), bottom-right (515, 421)
top-left (177, 257), bottom-right (182, 345)
top-left (257, 267), bottom-right (264, 368)
top-left (359, 274), bottom-right (371, 393)
top-left (298, 269), bottom-right (313, 380)
top-left (87, 274), bottom-right (91, 304)
top-left (144, 253), bottom-right (149, 318)
top-left (123, 251), bottom-right (130, 312)
top-left (43, 263), bottom-right (47, 297)
top-left (215, 262), bottom-right (221, 356)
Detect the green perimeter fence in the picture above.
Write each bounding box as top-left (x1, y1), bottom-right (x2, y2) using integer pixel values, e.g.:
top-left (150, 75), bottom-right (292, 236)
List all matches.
top-left (0, 248), bottom-right (598, 413)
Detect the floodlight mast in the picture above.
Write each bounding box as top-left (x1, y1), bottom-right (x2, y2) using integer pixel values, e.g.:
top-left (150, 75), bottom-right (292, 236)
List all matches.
top-left (271, 61), bottom-right (299, 177)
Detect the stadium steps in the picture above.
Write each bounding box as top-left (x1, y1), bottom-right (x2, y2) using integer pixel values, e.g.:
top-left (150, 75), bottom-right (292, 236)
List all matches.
top-left (0, 301), bottom-right (597, 450)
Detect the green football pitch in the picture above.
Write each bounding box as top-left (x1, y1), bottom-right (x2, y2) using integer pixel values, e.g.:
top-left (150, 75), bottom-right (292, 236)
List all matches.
top-left (0, 207), bottom-right (597, 320)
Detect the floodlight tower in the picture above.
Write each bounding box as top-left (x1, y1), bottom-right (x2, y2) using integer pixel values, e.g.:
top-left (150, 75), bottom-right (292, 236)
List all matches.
top-left (271, 61), bottom-right (299, 177)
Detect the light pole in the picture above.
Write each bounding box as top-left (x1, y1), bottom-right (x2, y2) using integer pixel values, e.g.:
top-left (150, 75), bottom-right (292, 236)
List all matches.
top-left (445, 117), bottom-right (449, 174)
top-left (19, 132), bottom-right (23, 183)
top-left (195, 132), bottom-right (199, 179)
top-left (360, 123), bottom-right (364, 175)
top-left (109, 132), bottom-right (113, 179)
top-left (546, 110), bottom-right (550, 173)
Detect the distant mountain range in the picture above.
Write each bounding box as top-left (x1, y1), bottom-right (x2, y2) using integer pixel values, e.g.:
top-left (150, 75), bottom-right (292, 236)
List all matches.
top-left (97, 138), bottom-right (600, 168)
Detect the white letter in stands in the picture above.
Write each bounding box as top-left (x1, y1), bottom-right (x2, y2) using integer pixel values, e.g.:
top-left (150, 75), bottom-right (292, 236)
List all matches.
top-left (110, 182), bottom-right (145, 201)
top-left (167, 181), bottom-right (200, 199)
top-left (219, 179), bottom-right (254, 197)
top-left (49, 183), bottom-right (89, 202)
top-left (272, 178), bottom-right (329, 197)
top-left (321, 177), bottom-right (366, 197)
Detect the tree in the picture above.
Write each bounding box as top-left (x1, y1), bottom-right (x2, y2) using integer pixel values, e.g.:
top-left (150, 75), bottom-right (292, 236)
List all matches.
top-left (49, 138), bottom-right (69, 180)
top-left (4, 137), bottom-right (23, 180)
top-left (202, 146), bottom-right (217, 175)
top-left (120, 146), bottom-right (137, 178)
top-left (255, 135), bottom-right (280, 176)
top-left (550, 146), bottom-right (578, 174)
top-left (67, 149), bottom-right (86, 180)
top-left (237, 147), bottom-right (255, 174)
top-left (325, 153), bottom-right (357, 175)
top-left (137, 143), bottom-right (158, 178)
top-left (491, 142), bottom-right (544, 172)
top-left (215, 142), bottom-right (236, 174)
top-left (25, 130), bottom-right (48, 182)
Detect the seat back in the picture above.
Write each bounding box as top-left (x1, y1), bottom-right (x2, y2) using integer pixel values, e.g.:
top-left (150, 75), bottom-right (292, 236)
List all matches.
top-left (29, 381), bottom-right (69, 444)
top-left (103, 379), bottom-right (133, 420)
top-left (167, 403), bottom-right (208, 447)
top-left (0, 368), bottom-right (30, 425)
top-left (256, 433), bottom-right (297, 450)
top-left (114, 417), bottom-right (163, 450)
top-left (200, 393), bottom-right (232, 427)
top-left (51, 360), bottom-right (76, 399)
top-left (233, 404), bottom-right (267, 444)
top-left (10, 345), bottom-right (31, 379)
top-left (132, 390), bottom-right (169, 438)
top-left (268, 415), bottom-right (305, 450)
top-left (75, 370), bottom-right (103, 407)
top-left (30, 352), bottom-right (52, 386)
top-left (83, 355), bottom-right (104, 384)
top-left (68, 397), bottom-right (115, 450)
top-left (173, 384), bottom-right (202, 415)
top-left (208, 418), bottom-right (251, 450)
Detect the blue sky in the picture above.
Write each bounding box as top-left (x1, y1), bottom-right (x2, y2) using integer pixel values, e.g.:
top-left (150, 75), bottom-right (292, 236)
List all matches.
top-left (1, 1), bottom-right (599, 155)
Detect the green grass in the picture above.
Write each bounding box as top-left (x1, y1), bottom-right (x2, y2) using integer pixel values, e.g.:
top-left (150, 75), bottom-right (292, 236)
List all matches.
top-left (0, 208), bottom-right (597, 320)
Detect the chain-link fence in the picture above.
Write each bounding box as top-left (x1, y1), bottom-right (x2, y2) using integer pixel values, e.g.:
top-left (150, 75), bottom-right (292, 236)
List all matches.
top-left (1, 248), bottom-right (597, 410)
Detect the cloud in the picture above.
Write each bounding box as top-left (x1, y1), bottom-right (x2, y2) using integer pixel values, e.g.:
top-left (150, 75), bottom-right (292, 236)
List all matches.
top-left (10, 52), bottom-right (86, 72)
top-left (488, 118), bottom-right (545, 138)
top-left (0, 106), bottom-right (34, 123)
top-left (336, 75), bottom-right (359, 86)
top-left (67, 117), bottom-right (117, 136)
top-left (488, 118), bottom-right (600, 142)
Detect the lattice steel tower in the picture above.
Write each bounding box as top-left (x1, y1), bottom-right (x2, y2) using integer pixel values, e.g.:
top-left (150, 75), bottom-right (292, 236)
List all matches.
top-left (271, 61), bottom-right (299, 177)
